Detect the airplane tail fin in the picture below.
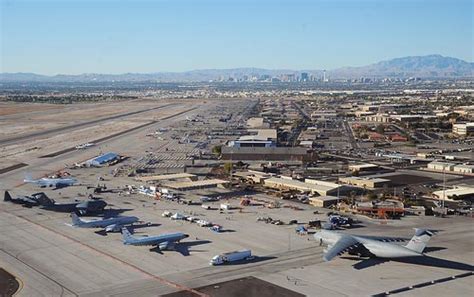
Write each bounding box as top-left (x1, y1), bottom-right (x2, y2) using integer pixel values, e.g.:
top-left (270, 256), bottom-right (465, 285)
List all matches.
top-left (121, 227), bottom-right (136, 244)
top-left (4, 191), bottom-right (12, 202)
top-left (36, 193), bottom-right (53, 206)
top-left (71, 212), bottom-right (84, 226)
top-left (405, 228), bottom-right (434, 254)
top-left (24, 173), bottom-right (35, 183)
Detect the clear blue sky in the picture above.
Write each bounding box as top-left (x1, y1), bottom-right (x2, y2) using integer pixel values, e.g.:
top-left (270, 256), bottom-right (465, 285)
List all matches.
top-left (1, 0), bottom-right (472, 75)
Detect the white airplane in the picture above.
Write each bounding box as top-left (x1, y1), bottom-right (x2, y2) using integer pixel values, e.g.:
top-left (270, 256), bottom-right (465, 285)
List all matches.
top-left (69, 213), bottom-right (139, 232)
top-left (24, 174), bottom-right (77, 189)
top-left (122, 227), bottom-right (189, 251)
top-left (314, 228), bottom-right (434, 262)
top-left (75, 143), bottom-right (95, 149)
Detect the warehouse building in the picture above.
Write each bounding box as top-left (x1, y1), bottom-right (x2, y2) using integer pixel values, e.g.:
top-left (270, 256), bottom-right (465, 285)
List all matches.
top-left (136, 173), bottom-right (197, 183)
top-left (339, 176), bottom-right (391, 189)
top-left (452, 122), bottom-right (474, 136)
top-left (427, 161), bottom-right (455, 171)
top-left (432, 186), bottom-right (474, 201)
top-left (263, 177), bottom-right (353, 196)
top-left (309, 196), bottom-right (339, 208)
top-left (452, 164), bottom-right (474, 175)
top-left (426, 162), bottom-right (473, 175)
top-left (86, 152), bottom-right (119, 167)
top-left (163, 179), bottom-right (229, 191)
top-left (348, 163), bottom-right (380, 173)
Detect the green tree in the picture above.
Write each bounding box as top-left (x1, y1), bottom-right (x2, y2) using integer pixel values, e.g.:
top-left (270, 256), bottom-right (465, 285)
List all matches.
top-left (223, 162), bottom-right (233, 175)
top-left (212, 145), bottom-right (222, 156)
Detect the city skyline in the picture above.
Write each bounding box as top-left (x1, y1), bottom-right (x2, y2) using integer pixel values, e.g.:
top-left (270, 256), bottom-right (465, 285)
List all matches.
top-left (1, 0), bottom-right (472, 75)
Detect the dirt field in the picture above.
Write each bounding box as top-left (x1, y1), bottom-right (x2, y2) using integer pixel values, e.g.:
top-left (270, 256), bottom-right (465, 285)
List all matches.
top-left (0, 102), bottom-right (64, 116)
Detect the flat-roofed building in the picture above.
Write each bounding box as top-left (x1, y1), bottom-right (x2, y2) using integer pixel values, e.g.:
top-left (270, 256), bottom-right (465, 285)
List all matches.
top-left (309, 196), bottom-right (339, 208)
top-left (432, 186), bottom-right (474, 201)
top-left (163, 179), bottom-right (229, 191)
top-left (365, 114), bottom-right (390, 123)
top-left (136, 173), bottom-right (197, 182)
top-left (427, 161), bottom-right (455, 171)
top-left (339, 176), bottom-right (391, 189)
top-left (452, 123), bottom-right (474, 136)
top-left (452, 164), bottom-right (474, 174)
top-left (348, 163), bottom-right (379, 173)
top-left (390, 115), bottom-right (423, 122)
top-left (263, 177), bottom-right (352, 196)
top-left (233, 170), bottom-right (274, 184)
top-left (228, 129), bottom-right (277, 148)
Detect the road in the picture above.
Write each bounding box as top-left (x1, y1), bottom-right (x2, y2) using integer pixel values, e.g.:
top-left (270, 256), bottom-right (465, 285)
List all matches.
top-left (343, 120), bottom-right (359, 149)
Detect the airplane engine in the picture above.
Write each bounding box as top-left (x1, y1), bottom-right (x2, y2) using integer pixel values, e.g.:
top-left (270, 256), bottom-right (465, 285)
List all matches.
top-left (159, 241), bottom-right (174, 251)
top-left (105, 224), bottom-right (121, 233)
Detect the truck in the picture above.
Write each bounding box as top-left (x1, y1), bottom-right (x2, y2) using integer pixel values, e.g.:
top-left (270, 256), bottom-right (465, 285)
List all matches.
top-left (210, 250), bottom-right (254, 265)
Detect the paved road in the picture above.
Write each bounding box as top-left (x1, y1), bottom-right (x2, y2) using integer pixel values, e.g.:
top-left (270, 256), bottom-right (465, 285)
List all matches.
top-left (343, 120), bottom-right (359, 149)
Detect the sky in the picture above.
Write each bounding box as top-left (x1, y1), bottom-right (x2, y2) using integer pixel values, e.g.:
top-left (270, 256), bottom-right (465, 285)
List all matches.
top-left (1, 0), bottom-right (472, 75)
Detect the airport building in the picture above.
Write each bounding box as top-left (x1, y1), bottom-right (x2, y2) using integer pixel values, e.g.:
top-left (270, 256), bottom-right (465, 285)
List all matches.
top-left (308, 196), bottom-right (339, 208)
top-left (339, 176), bottom-right (391, 189)
top-left (452, 122), bottom-right (474, 136)
top-left (452, 164), bottom-right (474, 174)
top-left (228, 129), bottom-right (277, 148)
top-left (427, 161), bottom-right (455, 171)
top-left (426, 162), bottom-right (474, 175)
top-left (432, 186), bottom-right (474, 201)
top-left (163, 179), bottom-right (229, 191)
top-left (263, 177), bottom-right (353, 196)
top-left (348, 163), bottom-right (380, 173)
top-left (136, 173), bottom-right (198, 183)
top-left (86, 152), bottom-right (119, 167)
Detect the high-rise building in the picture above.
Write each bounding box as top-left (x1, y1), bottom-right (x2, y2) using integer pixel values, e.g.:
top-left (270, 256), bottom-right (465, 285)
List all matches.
top-left (300, 72), bottom-right (309, 82)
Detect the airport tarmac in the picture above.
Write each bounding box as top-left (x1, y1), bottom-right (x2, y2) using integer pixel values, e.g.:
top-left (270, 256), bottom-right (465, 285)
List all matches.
top-left (1, 184), bottom-right (473, 297)
top-left (0, 99), bottom-right (473, 297)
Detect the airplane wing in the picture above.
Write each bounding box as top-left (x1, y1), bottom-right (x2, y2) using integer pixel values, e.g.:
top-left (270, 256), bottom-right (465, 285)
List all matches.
top-left (355, 235), bottom-right (408, 242)
top-left (323, 235), bottom-right (360, 261)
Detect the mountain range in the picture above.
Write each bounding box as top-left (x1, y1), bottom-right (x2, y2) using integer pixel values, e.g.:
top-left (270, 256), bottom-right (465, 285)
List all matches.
top-left (1, 55), bottom-right (472, 82)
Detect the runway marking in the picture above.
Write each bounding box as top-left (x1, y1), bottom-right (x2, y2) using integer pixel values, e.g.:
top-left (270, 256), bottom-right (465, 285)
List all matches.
top-left (40, 106), bottom-right (198, 158)
top-left (0, 163), bottom-right (28, 175)
top-left (373, 272), bottom-right (474, 296)
top-left (0, 209), bottom-right (208, 297)
top-left (9, 106), bottom-right (199, 188)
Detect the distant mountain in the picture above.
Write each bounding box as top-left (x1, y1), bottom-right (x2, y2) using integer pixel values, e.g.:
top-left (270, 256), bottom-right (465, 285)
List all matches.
top-left (328, 55), bottom-right (473, 78)
top-left (1, 55), bottom-right (472, 82)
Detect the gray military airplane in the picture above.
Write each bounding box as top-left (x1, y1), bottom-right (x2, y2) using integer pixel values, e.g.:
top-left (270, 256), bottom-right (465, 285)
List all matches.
top-left (122, 227), bottom-right (189, 251)
top-left (69, 213), bottom-right (139, 232)
top-left (314, 228), bottom-right (434, 262)
top-left (37, 194), bottom-right (107, 215)
top-left (4, 191), bottom-right (45, 208)
top-left (24, 174), bottom-right (77, 189)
